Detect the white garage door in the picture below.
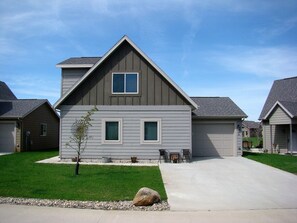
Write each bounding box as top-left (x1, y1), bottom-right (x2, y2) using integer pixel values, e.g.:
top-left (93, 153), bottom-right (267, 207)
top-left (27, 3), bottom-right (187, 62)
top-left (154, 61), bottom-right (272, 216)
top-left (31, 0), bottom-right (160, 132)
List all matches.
top-left (0, 123), bottom-right (16, 152)
top-left (192, 123), bottom-right (234, 157)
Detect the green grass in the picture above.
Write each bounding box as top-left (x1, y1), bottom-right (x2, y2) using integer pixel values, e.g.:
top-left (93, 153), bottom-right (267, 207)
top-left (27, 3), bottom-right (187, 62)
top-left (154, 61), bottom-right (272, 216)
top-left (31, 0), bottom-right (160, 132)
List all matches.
top-left (0, 150), bottom-right (167, 201)
top-left (243, 151), bottom-right (297, 174)
top-left (243, 137), bottom-right (262, 147)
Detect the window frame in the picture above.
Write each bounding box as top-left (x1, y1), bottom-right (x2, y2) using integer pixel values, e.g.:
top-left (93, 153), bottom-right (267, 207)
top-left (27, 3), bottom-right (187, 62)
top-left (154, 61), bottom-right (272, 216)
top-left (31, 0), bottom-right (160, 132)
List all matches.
top-left (140, 118), bottom-right (161, 144)
top-left (112, 72), bottom-right (139, 94)
top-left (102, 118), bottom-right (122, 144)
top-left (40, 123), bottom-right (47, 136)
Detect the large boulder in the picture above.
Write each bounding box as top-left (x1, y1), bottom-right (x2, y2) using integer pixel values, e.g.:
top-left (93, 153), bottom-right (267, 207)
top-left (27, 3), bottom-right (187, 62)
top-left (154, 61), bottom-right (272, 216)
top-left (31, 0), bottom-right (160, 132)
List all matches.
top-left (133, 187), bottom-right (161, 206)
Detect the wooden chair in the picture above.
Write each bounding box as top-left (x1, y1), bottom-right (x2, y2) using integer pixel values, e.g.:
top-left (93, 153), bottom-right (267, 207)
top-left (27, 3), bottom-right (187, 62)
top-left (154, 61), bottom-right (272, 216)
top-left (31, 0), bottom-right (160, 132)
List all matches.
top-left (181, 149), bottom-right (191, 162)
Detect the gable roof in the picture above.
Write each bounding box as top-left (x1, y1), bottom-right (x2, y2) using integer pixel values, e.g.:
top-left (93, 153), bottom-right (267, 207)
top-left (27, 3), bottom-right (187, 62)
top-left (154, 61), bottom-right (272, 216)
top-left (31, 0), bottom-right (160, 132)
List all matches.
top-left (242, 120), bottom-right (260, 129)
top-left (0, 99), bottom-right (59, 119)
top-left (259, 76), bottom-right (297, 120)
top-left (56, 57), bottom-right (101, 68)
top-left (191, 97), bottom-right (247, 119)
top-left (0, 81), bottom-right (17, 100)
top-left (54, 35), bottom-right (198, 109)
top-left (263, 100), bottom-right (297, 119)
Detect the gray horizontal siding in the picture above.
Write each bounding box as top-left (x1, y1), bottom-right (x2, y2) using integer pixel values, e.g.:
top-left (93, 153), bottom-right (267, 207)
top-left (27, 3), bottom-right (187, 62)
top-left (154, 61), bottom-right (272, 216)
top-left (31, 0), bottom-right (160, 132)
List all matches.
top-left (263, 122), bottom-right (288, 153)
top-left (269, 106), bottom-right (292, 125)
top-left (61, 68), bottom-right (89, 95)
top-left (60, 105), bottom-right (191, 159)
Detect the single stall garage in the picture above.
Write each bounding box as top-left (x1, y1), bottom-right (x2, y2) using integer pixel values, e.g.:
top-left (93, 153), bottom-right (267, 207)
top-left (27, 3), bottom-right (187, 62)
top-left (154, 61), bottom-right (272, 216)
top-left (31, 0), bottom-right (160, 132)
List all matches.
top-left (191, 97), bottom-right (247, 157)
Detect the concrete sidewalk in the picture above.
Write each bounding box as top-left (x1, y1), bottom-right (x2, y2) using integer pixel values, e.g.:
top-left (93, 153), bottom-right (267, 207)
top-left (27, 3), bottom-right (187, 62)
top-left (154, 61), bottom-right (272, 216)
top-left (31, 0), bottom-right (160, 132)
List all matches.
top-left (159, 157), bottom-right (297, 211)
top-left (1, 204), bottom-right (297, 223)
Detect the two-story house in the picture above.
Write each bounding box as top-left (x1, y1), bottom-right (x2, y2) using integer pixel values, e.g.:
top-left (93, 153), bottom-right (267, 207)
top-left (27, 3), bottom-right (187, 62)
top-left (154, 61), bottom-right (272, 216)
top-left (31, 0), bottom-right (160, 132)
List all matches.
top-left (54, 36), bottom-right (247, 160)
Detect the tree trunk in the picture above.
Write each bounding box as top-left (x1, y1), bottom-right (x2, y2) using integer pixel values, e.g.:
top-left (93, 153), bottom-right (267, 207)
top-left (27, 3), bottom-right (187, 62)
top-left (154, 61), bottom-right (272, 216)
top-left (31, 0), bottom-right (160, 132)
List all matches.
top-left (75, 161), bottom-right (79, 175)
top-left (75, 154), bottom-right (80, 175)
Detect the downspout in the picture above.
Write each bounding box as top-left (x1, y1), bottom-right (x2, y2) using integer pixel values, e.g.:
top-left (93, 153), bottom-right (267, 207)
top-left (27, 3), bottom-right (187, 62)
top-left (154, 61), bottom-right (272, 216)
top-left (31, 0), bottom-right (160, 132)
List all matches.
top-left (17, 118), bottom-right (23, 152)
top-left (290, 123), bottom-right (293, 155)
top-left (270, 124), bottom-right (273, 154)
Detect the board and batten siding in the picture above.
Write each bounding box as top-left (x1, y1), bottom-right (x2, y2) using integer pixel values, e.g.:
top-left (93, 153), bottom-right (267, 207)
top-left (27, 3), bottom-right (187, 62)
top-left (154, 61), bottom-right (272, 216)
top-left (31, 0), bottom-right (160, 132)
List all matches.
top-left (60, 105), bottom-right (192, 159)
top-left (61, 68), bottom-right (89, 95)
top-left (62, 40), bottom-right (190, 107)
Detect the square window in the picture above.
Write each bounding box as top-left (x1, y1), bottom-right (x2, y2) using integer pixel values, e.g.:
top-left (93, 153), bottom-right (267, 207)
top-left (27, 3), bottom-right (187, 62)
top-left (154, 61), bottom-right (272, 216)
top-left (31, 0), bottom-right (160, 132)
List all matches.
top-left (141, 119), bottom-right (161, 144)
top-left (102, 119), bottom-right (122, 144)
top-left (40, 123), bottom-right (47, 136)
top-left (112, 73), bottom-right (138, 94)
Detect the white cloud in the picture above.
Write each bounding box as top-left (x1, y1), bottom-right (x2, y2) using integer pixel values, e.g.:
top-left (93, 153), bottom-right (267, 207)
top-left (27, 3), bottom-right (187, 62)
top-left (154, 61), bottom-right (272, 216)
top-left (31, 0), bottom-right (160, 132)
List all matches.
top-left (256, 16), bottom-right (297, 42)
top-left (208, 46), bottom-right (297, 78)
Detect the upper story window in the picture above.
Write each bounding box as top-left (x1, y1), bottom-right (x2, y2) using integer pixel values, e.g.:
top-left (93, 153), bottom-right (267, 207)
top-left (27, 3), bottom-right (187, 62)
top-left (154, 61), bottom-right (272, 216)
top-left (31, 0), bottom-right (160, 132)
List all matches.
top-left (112, 73), bottom-right (138, 94)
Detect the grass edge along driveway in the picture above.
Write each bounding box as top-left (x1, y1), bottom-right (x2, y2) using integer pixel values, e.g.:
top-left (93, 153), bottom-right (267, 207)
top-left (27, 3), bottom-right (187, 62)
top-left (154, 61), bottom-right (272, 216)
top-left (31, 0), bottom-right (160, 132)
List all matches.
top-left (243, 151), bottom-right (297, 174)
top-left (0, 150), bottom-right (167, 201)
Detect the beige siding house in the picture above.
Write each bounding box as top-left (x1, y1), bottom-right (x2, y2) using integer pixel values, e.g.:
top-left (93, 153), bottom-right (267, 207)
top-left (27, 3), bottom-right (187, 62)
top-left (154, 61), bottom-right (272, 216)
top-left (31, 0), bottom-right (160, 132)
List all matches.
top-left (259, 77), bottom-right (297, 154)
top-left (54, 36), bottom-right (247, 160)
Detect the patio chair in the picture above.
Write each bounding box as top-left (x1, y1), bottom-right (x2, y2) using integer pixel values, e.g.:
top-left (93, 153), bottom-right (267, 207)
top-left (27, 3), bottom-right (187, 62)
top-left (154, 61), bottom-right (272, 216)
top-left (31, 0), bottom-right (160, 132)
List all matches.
top-left (159, 149), bottom-right (169, 163)
top-left (181, 149), bottom-right (191, 162)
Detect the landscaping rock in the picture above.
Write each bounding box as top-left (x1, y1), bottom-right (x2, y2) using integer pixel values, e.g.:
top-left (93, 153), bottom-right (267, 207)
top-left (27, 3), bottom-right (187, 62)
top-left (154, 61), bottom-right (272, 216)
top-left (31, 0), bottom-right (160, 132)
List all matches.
top-left (132, 187), bottom-right (161, 206)
top-left (0, 196), bottom-right (169, 211)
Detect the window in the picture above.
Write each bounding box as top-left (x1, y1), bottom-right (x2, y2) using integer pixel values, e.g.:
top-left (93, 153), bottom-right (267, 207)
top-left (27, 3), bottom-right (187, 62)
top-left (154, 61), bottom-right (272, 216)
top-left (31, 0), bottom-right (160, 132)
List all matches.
top-left (112, 73), bottom-right (138, 94)
top-left (102, 119), bottom-right (122, 144)
top-left (141, 119), bottom-right (161, 144)
top-left (40, 123), bottom-right (47, 136)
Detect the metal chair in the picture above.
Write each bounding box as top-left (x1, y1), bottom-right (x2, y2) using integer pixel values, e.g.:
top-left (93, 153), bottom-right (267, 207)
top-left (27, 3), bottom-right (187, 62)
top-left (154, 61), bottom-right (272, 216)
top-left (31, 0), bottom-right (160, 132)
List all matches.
top-left (181, 149), bottom-right (191, 162)
top-left (159, 149), bottom-right (168, 163)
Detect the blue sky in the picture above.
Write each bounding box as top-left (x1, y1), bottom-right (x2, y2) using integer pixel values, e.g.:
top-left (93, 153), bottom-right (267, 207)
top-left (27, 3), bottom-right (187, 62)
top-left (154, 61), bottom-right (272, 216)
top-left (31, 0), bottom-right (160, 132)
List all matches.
top-left (1, 0), bottom-right (297, 121)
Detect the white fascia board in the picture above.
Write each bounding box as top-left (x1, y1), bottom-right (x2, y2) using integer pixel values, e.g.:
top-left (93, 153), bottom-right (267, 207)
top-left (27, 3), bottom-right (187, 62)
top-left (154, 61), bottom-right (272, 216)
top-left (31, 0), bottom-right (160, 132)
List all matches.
top-left (263, 101), bottom-right (294, 120)
top-left (54, 35), bottom-right (198, 109)
top-left (56, 64), bottom-right (94, 68)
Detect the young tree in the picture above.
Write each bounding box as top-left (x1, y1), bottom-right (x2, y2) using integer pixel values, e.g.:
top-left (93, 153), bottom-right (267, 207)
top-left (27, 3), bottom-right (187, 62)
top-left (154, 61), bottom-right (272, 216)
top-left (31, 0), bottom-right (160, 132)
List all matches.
top-left (66, 107), bottom-right (98, 175)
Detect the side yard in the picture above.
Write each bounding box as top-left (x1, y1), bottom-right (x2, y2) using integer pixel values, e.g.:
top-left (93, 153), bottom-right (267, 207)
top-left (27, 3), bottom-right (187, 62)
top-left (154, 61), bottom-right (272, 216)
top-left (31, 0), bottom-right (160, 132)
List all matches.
top-left (243, 151), bottom-right (297, 174)
top-left (0, 150), bottom-right (167, 201)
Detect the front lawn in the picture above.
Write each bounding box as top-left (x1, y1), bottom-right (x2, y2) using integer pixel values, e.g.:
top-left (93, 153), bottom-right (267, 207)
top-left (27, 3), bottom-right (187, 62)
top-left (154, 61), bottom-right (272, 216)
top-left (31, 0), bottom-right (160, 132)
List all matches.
top-left (243, 151), bottom-right (297, 174)
top-left (0, 150), bottom-right (167, 201)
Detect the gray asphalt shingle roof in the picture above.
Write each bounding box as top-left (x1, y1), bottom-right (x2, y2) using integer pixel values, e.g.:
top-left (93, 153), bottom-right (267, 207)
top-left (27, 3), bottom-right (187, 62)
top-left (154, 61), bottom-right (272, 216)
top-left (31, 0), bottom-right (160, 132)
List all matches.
top-left (57, 57), bottom-right (101, 66)
top-left (259, 76), bottom-right (297, 119)
top-left (0, 99), bottom-right (47, 119)
top-left (0, 81), bottom-right (17, 100)
top-left (191, 97), bottom-right (247, 118)
top-left (243, 120), bottom-right (260, 129)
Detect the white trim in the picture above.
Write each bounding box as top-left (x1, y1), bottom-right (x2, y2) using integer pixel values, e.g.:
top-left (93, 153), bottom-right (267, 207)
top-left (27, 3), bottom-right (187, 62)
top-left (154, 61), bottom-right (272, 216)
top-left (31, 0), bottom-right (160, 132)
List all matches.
top-left (263, 101), bottom-right (294, 120)
top-left (140, 118), bottom-right (162, 144)
top-left (112, 72), bottom-right (139, 94)
top-left (54, 35), bottom-right (197, 109)
top-left (56, 64), bottom-right (94, 68)
top-left (102, 118), bottom-right (122, 144)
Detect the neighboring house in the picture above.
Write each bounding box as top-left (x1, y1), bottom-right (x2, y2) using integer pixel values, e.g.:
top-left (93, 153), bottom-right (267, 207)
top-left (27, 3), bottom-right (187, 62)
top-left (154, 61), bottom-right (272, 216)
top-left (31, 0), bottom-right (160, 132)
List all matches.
top-left (259, 77), bottom-right (297, 154)
top-left (0, 81), bottom-right (59, 152)
top-left (54, 36), bottom-right (247, 160)
top-left (242, 121), bottom-right (262, 138)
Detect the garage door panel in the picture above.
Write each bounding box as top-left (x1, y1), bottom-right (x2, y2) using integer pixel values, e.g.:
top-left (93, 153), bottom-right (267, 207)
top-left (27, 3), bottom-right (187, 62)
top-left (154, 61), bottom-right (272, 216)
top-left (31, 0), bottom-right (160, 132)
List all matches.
top-left (192, 123), bottom-right (234, 157)
top-left (0, 123), bottom-right (16, 152)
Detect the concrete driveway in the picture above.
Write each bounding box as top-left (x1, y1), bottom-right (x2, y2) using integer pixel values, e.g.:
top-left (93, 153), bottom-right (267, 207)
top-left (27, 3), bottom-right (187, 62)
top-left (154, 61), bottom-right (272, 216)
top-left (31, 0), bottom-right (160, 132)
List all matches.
top-left (159, 157), bottom-right (297, 211)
